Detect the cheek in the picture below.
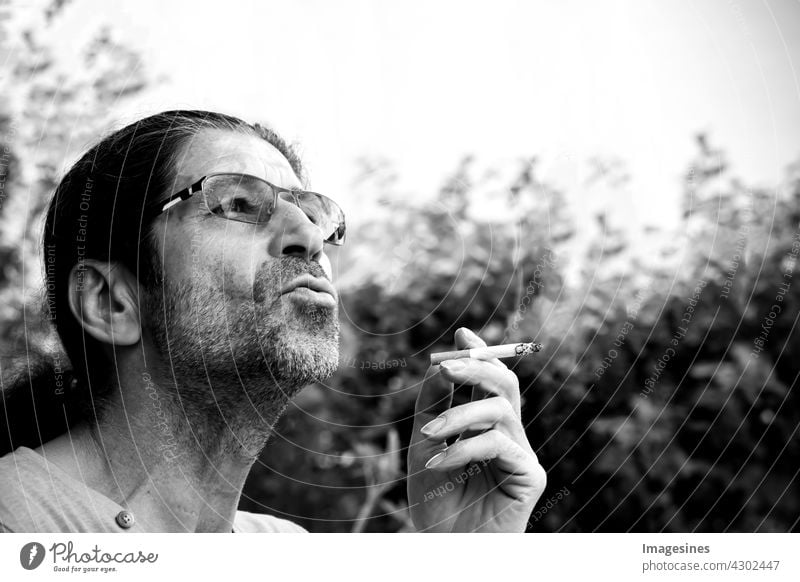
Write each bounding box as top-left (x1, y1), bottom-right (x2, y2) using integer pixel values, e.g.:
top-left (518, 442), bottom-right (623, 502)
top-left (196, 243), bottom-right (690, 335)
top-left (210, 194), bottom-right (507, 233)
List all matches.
top-left (158, 229), bottom-right (197, 284)
top-left (161, 227), bottom-right (256, 296)
top-left (218, 234), bottom-right (268, 294)
top-left (157, 216), bottom-right (224, 285)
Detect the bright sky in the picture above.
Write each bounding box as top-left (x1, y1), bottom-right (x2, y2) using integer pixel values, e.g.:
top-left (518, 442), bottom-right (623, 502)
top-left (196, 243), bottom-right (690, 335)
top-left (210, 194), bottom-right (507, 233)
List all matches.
top-left (40, 0), bottom-right (800, 236)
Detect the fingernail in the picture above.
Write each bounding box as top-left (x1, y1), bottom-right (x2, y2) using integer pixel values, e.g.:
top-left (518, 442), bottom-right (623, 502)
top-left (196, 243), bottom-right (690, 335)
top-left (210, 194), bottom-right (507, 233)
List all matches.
top-left (460, 328), bottom-right (486, 346)
top-left (421, 416), bottom-right (446, 436)
top-left (463, 328), bottom-right (480, 340)
top-left (440, 359), bottom-right (466, 372)
top-left (425, 450), bottom-right (447, 469)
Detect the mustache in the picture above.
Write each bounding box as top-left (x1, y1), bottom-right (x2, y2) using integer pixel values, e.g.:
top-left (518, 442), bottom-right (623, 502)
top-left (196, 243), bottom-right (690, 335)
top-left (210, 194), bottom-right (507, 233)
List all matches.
top-left (252, 257), bottom-right (330, 303)
top-left (274, 257), bottom-right (329, 281)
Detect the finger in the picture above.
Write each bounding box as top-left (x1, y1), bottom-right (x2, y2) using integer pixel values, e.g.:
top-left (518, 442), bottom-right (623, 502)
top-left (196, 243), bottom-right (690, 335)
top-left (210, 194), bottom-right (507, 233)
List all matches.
top-left (413, 365), bottom-right (454, 423)
top-left (419, 397), bottom-right (528, 447)
top-left (454, 328), bottom-right (506, 369)
top-left (439, 358), bottom-right (521, 416)
top-left (424, 430), bottom-right (546, 499)
top-left (409, 365), bottom-right (454, 471)
top-left (454, 328), bottom-right (511, 441)
top-left (455, 329), bottom-right (508, 432)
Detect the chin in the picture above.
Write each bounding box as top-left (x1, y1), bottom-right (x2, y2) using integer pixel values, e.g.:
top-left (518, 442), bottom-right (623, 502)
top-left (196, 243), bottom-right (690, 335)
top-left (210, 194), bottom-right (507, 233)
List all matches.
top-left (249, 303), bottom-right (341, 387)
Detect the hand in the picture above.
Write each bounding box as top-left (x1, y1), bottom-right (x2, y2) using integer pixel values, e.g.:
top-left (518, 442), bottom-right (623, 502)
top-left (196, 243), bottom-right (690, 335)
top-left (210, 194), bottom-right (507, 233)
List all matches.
top-left (407, 328), bottom-right (546, 532)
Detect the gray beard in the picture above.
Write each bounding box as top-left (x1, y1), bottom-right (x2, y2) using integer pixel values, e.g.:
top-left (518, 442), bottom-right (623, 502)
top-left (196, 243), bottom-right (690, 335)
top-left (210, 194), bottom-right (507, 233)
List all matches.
top-left (143, 257), bottom-right (340, 458)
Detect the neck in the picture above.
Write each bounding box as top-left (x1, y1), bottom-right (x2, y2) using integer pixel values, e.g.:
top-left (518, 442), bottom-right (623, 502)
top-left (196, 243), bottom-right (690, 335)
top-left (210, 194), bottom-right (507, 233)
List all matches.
top-left (40, 364), bottom-right (289, 532)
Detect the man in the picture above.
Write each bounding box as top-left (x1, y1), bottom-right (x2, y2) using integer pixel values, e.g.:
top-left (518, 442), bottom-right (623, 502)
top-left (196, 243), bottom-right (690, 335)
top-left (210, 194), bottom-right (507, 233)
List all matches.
top-left (0, 110), bottom-right (545, 532)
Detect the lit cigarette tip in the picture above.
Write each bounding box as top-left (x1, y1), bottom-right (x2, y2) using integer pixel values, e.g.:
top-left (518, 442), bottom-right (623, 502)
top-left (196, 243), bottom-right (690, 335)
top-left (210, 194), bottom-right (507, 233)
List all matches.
top-left (429, 341), bottom-right (543, 365)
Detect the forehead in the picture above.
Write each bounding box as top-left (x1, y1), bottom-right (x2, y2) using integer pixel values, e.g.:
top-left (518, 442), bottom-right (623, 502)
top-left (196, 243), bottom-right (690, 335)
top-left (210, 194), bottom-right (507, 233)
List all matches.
top-left (171, 128), bottom-right (301, 189)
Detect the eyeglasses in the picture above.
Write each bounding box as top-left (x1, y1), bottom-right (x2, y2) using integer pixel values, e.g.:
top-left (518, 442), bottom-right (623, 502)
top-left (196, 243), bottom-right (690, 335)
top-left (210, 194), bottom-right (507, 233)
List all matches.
top-left (148, 173), bottom-right (346, 245)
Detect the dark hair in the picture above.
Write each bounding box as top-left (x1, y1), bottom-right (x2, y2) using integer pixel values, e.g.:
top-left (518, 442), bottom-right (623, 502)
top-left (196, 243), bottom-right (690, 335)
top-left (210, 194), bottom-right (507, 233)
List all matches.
top-left (1, 110), bottom-right (303, 453)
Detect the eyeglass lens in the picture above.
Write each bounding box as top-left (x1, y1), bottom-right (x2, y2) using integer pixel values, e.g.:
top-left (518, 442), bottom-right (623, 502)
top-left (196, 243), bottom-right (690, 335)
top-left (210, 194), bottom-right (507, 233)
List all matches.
top-left (203, 174), bottom-right (345, 245)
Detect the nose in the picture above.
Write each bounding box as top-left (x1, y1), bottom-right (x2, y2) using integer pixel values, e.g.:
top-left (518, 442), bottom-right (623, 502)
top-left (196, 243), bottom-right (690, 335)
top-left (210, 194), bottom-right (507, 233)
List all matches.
top-left (267, 196), bottom-right (325, 262)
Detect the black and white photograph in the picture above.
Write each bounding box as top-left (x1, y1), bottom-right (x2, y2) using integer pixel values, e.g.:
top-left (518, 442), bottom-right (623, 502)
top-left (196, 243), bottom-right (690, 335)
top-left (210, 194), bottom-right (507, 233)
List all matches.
top-left (0, 0), bottom-right (798, 578)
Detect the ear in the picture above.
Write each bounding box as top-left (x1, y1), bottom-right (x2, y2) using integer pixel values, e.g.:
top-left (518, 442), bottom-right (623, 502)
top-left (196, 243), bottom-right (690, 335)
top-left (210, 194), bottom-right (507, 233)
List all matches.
top-left (67, 259), bottom-right (141, 347)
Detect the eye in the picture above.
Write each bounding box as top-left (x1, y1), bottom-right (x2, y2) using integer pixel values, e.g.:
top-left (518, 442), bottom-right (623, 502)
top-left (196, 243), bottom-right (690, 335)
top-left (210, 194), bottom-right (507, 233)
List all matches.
top-left (225, 196), bottom-right (257, 215)
top-left (204, 174), bottom-right (274, 222)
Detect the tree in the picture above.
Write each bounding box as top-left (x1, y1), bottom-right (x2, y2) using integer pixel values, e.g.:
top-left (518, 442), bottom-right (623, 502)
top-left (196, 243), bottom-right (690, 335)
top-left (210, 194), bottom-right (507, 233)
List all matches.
top-left (0, 0), bottom-right (150, 450)
top-left (245, 139), bottom-right (800, 532)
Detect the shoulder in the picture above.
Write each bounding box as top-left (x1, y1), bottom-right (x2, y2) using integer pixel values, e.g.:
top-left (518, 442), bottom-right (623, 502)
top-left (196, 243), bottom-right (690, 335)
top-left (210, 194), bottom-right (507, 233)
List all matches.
top-left (0, 447), bottom-right (46, 532)
top-left (233, 510), bottom-right (308, 533)
top-left (0, 447), bottom-right (40, 504)
top-left (0, 446), bottom-right (118, 533)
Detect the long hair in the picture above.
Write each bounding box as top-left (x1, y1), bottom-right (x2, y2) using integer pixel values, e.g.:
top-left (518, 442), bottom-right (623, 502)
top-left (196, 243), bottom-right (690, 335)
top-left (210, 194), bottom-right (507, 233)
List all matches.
top-left (0, 110), bottom-right (303, 455)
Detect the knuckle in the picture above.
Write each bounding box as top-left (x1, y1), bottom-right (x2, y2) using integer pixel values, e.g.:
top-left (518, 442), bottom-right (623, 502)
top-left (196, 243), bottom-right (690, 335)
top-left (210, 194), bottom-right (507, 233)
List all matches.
top-left (520, 466), bottom-right (547, 506)
top-left (504, 368), bottom-right (520, 390)
top-left (533, 463), bottom-right (547, 492)
top-left (489, 427), bottom-right (511, 448)
top-left (496, 396), bottom-right (516, 417)
top-left (477, 429), bottom-right (497, 450)
top-left (489, 358), bottom-right (508, 370)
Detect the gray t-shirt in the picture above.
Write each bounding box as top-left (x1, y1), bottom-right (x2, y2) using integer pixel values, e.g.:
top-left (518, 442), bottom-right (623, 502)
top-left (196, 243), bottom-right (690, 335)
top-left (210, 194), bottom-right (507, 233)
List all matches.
top-left (0, 447), bottom-right (306, 533)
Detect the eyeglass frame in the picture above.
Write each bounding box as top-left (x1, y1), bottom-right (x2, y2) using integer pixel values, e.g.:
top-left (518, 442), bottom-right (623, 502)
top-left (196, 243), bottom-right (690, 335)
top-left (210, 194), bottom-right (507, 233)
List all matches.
top-left (146, 172), bottom-right (346, 245)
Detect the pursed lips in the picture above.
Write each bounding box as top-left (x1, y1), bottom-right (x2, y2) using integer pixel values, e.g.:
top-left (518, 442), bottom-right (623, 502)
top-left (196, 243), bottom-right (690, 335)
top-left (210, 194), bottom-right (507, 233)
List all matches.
top-left (280, 274), bottom-right (338, 300)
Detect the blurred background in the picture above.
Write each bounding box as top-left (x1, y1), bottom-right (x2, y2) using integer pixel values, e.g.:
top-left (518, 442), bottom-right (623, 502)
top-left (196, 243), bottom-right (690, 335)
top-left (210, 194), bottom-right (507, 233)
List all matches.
top-left (1, 0), bottom-right (799, 532)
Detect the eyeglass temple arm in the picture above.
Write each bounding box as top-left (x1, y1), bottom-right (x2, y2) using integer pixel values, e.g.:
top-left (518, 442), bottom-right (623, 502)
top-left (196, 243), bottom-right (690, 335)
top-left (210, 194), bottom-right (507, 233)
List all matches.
top-left (151, 179), bottom-right (205, 215)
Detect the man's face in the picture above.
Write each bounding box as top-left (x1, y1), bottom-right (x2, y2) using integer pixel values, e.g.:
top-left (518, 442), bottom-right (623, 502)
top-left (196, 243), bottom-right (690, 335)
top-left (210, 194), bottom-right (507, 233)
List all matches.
top-left (142, 129), bottom-right (340, 419)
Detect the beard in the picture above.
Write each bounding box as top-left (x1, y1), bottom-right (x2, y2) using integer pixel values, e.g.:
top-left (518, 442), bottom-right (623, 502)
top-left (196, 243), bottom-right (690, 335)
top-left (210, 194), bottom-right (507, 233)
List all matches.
top-left (142, 256), bottom-right (339, 452)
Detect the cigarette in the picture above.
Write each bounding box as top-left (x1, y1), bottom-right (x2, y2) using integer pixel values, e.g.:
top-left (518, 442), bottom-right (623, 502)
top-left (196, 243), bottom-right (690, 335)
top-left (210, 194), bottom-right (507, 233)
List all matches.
top-left (430, 342), bottom-right (543, 365)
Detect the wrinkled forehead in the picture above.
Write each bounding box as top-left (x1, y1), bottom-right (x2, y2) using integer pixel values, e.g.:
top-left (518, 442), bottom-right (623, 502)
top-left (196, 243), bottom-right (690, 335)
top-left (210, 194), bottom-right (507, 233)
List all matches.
top-left (170, 128), bottom-right (302, 189)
